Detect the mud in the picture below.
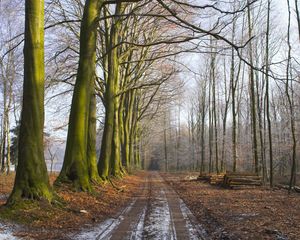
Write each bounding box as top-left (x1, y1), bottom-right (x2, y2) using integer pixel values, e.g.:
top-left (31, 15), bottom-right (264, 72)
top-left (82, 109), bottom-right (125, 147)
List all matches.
top-left (74, 172), bottom-right (206, 240)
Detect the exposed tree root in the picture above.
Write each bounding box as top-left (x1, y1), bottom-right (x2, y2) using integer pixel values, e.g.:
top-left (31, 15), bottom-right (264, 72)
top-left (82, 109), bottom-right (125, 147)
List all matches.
top-left (108, 178), bottom-right (125, 192)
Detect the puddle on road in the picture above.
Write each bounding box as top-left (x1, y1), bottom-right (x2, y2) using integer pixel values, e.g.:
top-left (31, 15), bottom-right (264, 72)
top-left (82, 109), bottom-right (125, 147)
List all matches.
top-left (73, 174), bottom-right (209, 240)
top-left (129, 207), bottom-right (146, 239)
top-left (179, 199), bottom-right (209, 240)
top-left (73, 200), bottom-right (136, 240)
top-left (0, 223), bottom-right (19, 240)
top-left (143, 189), bottom-right (175, 240)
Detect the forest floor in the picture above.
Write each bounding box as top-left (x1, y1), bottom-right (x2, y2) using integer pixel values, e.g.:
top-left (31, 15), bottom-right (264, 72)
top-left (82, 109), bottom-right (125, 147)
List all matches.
top-left (0, 172), bottom-right (144, 239)
top-left (162, 172), bottom-right (300, 240)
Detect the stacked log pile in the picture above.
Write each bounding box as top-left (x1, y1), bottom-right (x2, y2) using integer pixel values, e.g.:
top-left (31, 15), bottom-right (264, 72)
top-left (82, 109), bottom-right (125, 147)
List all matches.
top-left (223, 172), bottom-right (262, 189)
top-left (210, 174), bottom-right (225, 185)
top-left (197, 173), bottom-right (225, 185)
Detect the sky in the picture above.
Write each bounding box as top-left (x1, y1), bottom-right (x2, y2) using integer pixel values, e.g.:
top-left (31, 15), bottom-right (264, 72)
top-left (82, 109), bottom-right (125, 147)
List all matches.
top-left (1, 0), bottom-right (300, 167)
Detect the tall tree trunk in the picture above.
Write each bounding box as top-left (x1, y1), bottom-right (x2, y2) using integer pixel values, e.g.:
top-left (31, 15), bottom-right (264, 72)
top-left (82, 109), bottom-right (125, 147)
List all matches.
top-left (1, 118), bottom-right (7, 173)
top-left (231, 47), bottom-right (237, 172)
top-left (57, 0), bottom-right (101, 190)
top-left (176, 104), bottom-right (181, 171)
top-left (119, 93), bottom-right (126, 169)
top-left (98, 3), bottom-right (123, 179)
top-left (230, 8), bottom-right (239, 172)
top-left (265, 0), bottom-right (273, 187)
top-left (247, 1), bottom-right (259, 173)
top-left (111, 93), bottom-right (122, 176)
top-left (123, 89), bottom-right (136, 169)
top-left (208, 76), bottom-right (213, 173)
top-left (200, 79), bottom-right (207, 174)
top-left (130, 92), bottom-right (139, 168)
top-left (164, 111), bottom-right (168, 172)
top-left (6, 64), bottom-right (14, 175)
top-left (211, 49), bottom-right (219, 173)
top-left (286, 0), bottom-right (297, 191)
top-left (221, 58), bottom-right (230, 172)
top-left (110, 3), bottom-right (124, 177)
top-left (1, 77), bottom-right (7, 173)
top-left (295, 0), bottom-right (300, 41)
top-left (191, 111), bottom-right (196, 169)
top-left (87, 90), bottom-right (101, 183)
top-left (7, 0), bottom-right (53, 204)
top-left (6, 115), bottom-right (11, 175)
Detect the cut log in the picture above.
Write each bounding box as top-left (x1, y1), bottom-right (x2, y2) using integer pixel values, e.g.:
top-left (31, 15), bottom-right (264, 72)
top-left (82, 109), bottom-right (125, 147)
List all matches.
top-left (225, 176), bottom-right (261, 180)
top-left (229, 182), bottom-right (261, 187)
top-left (225, 171), bottom-right (259, 176)
top-left (223, 172), bottom-right (262, 189)
top-left (227, 178), bottom-right (262, 183)
top-left (209, 174), bottom-right (225, 185)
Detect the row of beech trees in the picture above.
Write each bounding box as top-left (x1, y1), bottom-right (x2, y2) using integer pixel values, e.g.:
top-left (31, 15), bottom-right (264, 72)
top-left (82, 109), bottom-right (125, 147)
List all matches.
top-left (3, 0), bottom-right (297, 205)
top-left (4, 0), bottom-right (182, 204)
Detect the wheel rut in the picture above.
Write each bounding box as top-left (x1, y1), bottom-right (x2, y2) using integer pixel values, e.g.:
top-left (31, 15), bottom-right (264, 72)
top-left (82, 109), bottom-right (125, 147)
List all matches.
top-left (74, 171), bottom-right (207, 240)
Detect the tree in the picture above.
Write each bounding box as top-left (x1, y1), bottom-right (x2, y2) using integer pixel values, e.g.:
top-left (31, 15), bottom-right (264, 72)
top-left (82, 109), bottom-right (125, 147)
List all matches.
top-left (87, 89), bottom-right (101, 183)
top-left (7, 0), bottom-right (53, 204)
top-left (265, 0), bottom-right (273, 187)
top-left (98, 3), bottom-right (122, 180)
top-left (56, 0), bottom-right (102, 191)
top-left (247, 0), bottom-right (259, 174)
top-left (286, 0), bottom-right (297, 192)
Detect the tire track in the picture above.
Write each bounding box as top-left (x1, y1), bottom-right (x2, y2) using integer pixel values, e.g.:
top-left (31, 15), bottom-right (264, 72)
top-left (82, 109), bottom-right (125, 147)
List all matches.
top-left (74, 171), bottom-right (208, 240)
top-left (107, 175), bottom-right (149, 240)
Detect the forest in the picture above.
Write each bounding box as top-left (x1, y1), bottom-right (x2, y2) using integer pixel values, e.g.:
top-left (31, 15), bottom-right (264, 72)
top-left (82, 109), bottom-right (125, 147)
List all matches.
top-left (0, 0), bottom-right (299, 239)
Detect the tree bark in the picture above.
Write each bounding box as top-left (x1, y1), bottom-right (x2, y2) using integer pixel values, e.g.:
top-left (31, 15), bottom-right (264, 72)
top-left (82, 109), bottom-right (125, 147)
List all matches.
top-left (286, 0), bottom-right (297, 191)
top-left (164, 111), bottom-right (168, 172)
top-left (57, 0), bottom-right (101, 190)
top-left (87, 90), bottom-right (101, 183)
top-left (7, 0), bottom-right (53, 204)
top-left (98, 2), bottom-right (123, 179)
top-left (110, 3), bottom-right (124, 177)
top-left (247, 1), bottom-right (259, 174)
top-left (265, 0), bottom-right (273, 187)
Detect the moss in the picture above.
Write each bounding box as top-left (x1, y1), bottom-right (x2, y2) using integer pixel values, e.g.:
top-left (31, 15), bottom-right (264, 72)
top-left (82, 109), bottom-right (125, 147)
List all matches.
top-left (56, 0), bottom-right (102, 191)
top-left (8, 0), bottom-right (53, 205)
top-left (98, 3), bottom-right (124, 179)
top-left (0, 200), bottom-right (49, 224)
top-left (87, 91), bottom-right (101, 183)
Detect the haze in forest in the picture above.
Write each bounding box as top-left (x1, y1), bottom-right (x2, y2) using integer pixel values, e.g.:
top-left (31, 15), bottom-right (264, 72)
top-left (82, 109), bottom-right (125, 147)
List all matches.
top-left (0, 0), bottom-right (300, 239)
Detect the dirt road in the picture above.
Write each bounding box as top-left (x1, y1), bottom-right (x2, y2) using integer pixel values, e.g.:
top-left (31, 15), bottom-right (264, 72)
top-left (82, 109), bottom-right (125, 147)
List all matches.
top-left (74, 171), bottom-right (207, 240)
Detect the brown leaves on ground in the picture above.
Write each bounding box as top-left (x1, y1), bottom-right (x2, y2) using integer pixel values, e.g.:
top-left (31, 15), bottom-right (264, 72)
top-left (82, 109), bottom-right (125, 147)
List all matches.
top-left (162, 173), bottom-right (300, 240)
top-left (0, 172), bottom-right (144, 239)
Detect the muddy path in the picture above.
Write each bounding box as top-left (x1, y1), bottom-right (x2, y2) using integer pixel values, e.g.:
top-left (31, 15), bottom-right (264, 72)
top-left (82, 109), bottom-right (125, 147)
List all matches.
top-left (73, 171), bottom-right (208, 240)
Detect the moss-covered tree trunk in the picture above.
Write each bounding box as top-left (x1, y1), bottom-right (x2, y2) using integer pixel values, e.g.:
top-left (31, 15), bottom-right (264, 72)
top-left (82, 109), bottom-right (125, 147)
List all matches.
top-left (56, 0), bottom-right (101, 191)
top-left (111, 101), bottom-right (122, 176)
top-left (110, 3), bottom-right (124, 177)
top-left (98, 3), bottom-right (122, 179)
top-left (134, 128), bottom-right (141, 168)
top-left (123, 93), bottom-right (130, 168)
top-left (119, 94), bottom-right (126, 167)
top-left (7, 0), bottom-right (53, 204)
top-left (87, 89), bottom-right (101, 183)
top-left (111, 71), bottom-right (122, 177)
top-left (123, 89), bottom-right (136, 169)
top-left (132, 94), bottom-right (141, 169)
